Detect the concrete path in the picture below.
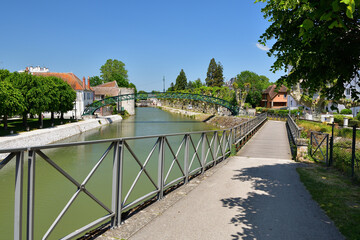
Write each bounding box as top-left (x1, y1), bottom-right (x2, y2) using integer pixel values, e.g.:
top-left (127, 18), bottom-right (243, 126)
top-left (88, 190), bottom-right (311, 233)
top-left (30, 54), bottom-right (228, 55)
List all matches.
top-left (123, 121), bottom-right (343, 239)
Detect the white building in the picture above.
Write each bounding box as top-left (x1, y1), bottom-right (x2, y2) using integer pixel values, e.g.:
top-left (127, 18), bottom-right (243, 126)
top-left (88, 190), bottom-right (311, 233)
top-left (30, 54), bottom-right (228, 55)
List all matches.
top-left (18, 66), bottom-right (49, 73)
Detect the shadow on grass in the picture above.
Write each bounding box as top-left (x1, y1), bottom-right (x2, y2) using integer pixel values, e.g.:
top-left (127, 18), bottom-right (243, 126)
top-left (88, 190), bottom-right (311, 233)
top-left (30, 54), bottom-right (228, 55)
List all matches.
top-left (0, 118), bottom-right (79, 136)
top-left (220, 163), bottom-right (344, 240)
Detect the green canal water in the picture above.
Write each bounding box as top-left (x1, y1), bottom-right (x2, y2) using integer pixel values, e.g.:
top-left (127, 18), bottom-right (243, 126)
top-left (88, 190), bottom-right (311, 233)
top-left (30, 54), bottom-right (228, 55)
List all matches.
top-left (0, 107), bottom-right (217, 239)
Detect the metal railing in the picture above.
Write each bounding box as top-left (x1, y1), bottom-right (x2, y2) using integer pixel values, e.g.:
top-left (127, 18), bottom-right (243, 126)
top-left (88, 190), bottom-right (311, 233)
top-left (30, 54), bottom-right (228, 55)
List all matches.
top-left (286, 114), bottom-right (302, 146)
top-left (0, 113), bottom-right (267, 240)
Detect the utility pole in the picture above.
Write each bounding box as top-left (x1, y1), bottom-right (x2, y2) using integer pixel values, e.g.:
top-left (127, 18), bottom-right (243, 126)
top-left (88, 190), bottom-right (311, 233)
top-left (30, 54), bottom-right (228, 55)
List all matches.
top-left (163, 76), bottom-right (165, 92)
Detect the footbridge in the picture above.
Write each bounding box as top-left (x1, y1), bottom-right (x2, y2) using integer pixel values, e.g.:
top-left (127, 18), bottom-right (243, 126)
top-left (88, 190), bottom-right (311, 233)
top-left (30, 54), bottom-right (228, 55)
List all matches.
top-left (82, 92), bottom-right (238, 116)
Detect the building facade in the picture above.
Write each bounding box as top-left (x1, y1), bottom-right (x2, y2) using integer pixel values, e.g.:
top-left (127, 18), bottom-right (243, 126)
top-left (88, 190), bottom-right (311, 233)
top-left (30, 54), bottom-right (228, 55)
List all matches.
top-left (92, 81), bottom-right (135, 115)
top-left (261, 85), bottom-right (288, 108)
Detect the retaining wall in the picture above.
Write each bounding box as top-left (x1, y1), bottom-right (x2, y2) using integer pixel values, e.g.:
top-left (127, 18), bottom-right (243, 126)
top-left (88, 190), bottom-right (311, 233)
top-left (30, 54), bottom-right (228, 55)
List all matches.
top-left (0, 115), bottom-right (122, 159)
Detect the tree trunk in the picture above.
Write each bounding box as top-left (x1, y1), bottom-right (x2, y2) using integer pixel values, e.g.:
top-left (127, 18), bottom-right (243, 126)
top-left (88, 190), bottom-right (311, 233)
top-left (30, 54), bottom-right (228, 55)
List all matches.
top-left (23, 113), bottom-right (28, 128)
top-left (38, 112), bottom-right (43, 128)
top-left (51, 111), bottom-right (54, 123)
top-left (60, 112), bottom-right (64, 120)
top-left (3, 115), bottom-right (8, 130)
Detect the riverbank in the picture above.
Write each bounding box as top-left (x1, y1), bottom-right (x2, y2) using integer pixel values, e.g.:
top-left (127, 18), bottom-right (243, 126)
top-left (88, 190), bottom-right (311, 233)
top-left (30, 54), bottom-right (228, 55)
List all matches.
top-left (158, 105), bottom-right (249, 128)
top-left (0, 115), bottom-right (122, 158)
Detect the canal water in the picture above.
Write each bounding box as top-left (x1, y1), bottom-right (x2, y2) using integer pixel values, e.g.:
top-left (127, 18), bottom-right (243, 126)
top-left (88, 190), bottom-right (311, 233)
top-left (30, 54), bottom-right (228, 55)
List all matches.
top-left (0, 107), bottom-right (217, 239)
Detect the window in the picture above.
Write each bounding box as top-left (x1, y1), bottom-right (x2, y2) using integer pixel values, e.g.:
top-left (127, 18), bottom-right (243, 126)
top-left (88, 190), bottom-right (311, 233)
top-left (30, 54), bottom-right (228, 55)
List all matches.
top-left (284, 93), bottom-right (287, 98)
top-left (346, 89), bottom-right (351, 96)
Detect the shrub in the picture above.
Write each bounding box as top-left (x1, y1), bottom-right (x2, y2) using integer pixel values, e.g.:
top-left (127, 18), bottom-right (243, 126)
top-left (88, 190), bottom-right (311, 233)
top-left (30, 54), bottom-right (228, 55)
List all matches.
top-left (334, 115), bottom-right (345, 126)
top-left (255, 107), bottom-right (263, 113)
top-left (340, 108), bottom-right (352, 114)
top-left (356, 111), bottom-right (360, 120)
top-left (349, 120), bottom-right (360, 128)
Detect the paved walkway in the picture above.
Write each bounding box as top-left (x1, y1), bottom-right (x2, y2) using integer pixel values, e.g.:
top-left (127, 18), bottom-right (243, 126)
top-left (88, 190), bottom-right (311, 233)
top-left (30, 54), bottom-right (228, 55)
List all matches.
top-left (108, 121), bottom-right (344, 239)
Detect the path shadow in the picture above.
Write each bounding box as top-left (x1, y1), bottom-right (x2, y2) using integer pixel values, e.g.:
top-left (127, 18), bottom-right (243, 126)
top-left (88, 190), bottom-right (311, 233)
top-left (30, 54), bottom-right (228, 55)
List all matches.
top-left (220, 163), bottom-right (343, 240)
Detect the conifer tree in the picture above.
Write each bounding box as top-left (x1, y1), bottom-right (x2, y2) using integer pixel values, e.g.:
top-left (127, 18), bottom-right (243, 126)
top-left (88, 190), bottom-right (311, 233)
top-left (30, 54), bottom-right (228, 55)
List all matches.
top-left (175, 69), bottom-right (187, 91)
top-left (205, 58), bottom-right (224, 87)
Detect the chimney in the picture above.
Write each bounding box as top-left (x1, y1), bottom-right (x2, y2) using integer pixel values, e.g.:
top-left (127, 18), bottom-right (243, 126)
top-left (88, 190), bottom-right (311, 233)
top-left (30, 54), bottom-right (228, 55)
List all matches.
top-left (87, 76), bottom-right (90, 89)
top-left (82, 77), bottom-right (86, 89)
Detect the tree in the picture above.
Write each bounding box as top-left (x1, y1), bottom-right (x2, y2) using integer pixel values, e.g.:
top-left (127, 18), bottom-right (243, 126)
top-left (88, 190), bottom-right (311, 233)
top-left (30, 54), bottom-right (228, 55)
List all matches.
top-left (89, 76), bottom-right (102, 86)
top-left (112, 72), bottom-right (129, 87)
top-left (257, 0), bottom-right (360, 100)
top-left (193, 78), bottom-right (203, 88)
top-left (175, 69), bottom-right (187, 91)
top-left (10, 73), bottom-right (50, 127)
top-left (48, 76), bottom-right (76, 121)
top-left (235, 71), bottom-right (271, 107)
top-left (167, 82), bottom-right (175, 92)
top-left (0, 77), bottom-right (24, 130)
top-left (205, 58), bottom-right (224, 87)
top-left (100, 59), bottom-right (129, 86)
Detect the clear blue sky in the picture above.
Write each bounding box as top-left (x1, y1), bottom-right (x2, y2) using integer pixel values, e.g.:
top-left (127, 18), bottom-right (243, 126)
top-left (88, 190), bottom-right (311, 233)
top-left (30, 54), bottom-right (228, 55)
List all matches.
top-left (0, 0), bottom-right (285, 91)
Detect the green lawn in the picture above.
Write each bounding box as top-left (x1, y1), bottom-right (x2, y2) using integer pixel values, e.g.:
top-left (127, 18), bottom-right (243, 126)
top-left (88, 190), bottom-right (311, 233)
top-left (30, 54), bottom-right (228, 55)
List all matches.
top-left (297, 165), bottom-right (360, 239)
top-left (0, 118), bottom-right (79, 136)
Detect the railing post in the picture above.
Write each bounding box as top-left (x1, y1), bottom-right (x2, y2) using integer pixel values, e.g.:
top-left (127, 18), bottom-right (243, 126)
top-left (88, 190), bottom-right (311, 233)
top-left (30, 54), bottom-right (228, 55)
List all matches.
top-left (329, 122), bottom-right (334, 166)
top-left (184, 134), bottom-right (190, 183)
top-left (351, 125), bottom-right (356, 178)
top-left (27, 150), bottom-right (36, 240)
top-left (14, 151), bottom-right (24, 240)
top-left (111, 140), bottom-right (123, 227)
top-left (309, 132), bottom-right (312, 156)
top-left (213, 132), bottom-right (218, 165)
top-left (326, 134), bottom-right (329, 166)
top-left (158, 137), bottom-right (165, 198)
top-left (201, 133), bottom-right (206, 174)
top-left (222, 130), bottom-right (226, 160)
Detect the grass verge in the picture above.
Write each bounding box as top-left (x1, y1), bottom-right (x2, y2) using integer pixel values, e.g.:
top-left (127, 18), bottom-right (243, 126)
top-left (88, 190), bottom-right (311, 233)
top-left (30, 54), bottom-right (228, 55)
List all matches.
top-left (0, 118), bottom-right (79, 136)
top-left (297, 165), bottom-right (360, 239)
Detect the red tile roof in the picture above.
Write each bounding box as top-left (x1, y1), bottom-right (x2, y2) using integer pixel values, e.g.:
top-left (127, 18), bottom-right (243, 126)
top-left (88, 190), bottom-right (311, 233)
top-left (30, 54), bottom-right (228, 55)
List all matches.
top-left (96, 81), bottom-right (118, 88)
top-left (33, 72), bottom-right (93, 91)
top-left (92, 81), bottom-right (120, 97)
top-left (263, 85), bottom-right (288, 100)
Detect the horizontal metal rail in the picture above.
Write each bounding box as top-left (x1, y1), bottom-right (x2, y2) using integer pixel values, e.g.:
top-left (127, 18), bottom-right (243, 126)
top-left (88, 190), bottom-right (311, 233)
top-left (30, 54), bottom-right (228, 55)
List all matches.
top-left (286, 114), bottom-right (302, 147)
top-left (0, 113), bottom-right (267, 240)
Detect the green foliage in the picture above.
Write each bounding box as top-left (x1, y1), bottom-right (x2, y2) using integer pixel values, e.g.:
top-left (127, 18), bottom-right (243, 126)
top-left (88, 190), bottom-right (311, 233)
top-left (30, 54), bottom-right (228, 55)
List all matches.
top-left (89, 76), bottom-right (102, 86)
top-left (235, 71), bottom-right (271, 107)
top-left (340, 108), bottom-right (352, 114)
top-left (0, 79), bottom-right (25, 128)
top-left (257, 0), bottom-right (360, 100)
top-left (100, 59), bottom-right (128, 83)
top-left (1, 70), bottom-right (76, 127)
top-left (167, 82), bottom-right (175, 92)
top-left (175, 69), bottom-right (187, 91)
top-left (205, 58), bottom-right (224, 87)
top-left (349, 119), bottom-right (360, 128)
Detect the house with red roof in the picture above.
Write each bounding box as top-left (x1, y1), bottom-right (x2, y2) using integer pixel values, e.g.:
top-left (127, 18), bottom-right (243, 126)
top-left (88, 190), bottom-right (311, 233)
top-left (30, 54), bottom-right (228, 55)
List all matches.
top-left (33, 72), bottom-right (94, 118)
top-left (92, 81), bottom-right (135, 115)
top-left (261, 85), bottom-right (288, 108)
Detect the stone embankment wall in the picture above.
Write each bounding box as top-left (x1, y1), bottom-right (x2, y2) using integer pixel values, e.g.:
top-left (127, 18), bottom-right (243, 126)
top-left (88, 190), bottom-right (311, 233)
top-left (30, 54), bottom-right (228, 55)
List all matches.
top-left (159, 106), bottom-right (248, 129)
top-left (159, 99), bottom-right (232, 116)
top-left (0, 115), bottom-right (122, 159)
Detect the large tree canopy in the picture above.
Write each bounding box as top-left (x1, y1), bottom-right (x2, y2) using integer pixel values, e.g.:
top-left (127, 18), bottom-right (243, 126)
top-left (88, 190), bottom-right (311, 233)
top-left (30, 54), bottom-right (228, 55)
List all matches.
top-left (100, 59), bottom-right (129, 85)
top-left (257, 0), bottom-right (360, 100)
top-left (235, 71), bottom-right (271, 107)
